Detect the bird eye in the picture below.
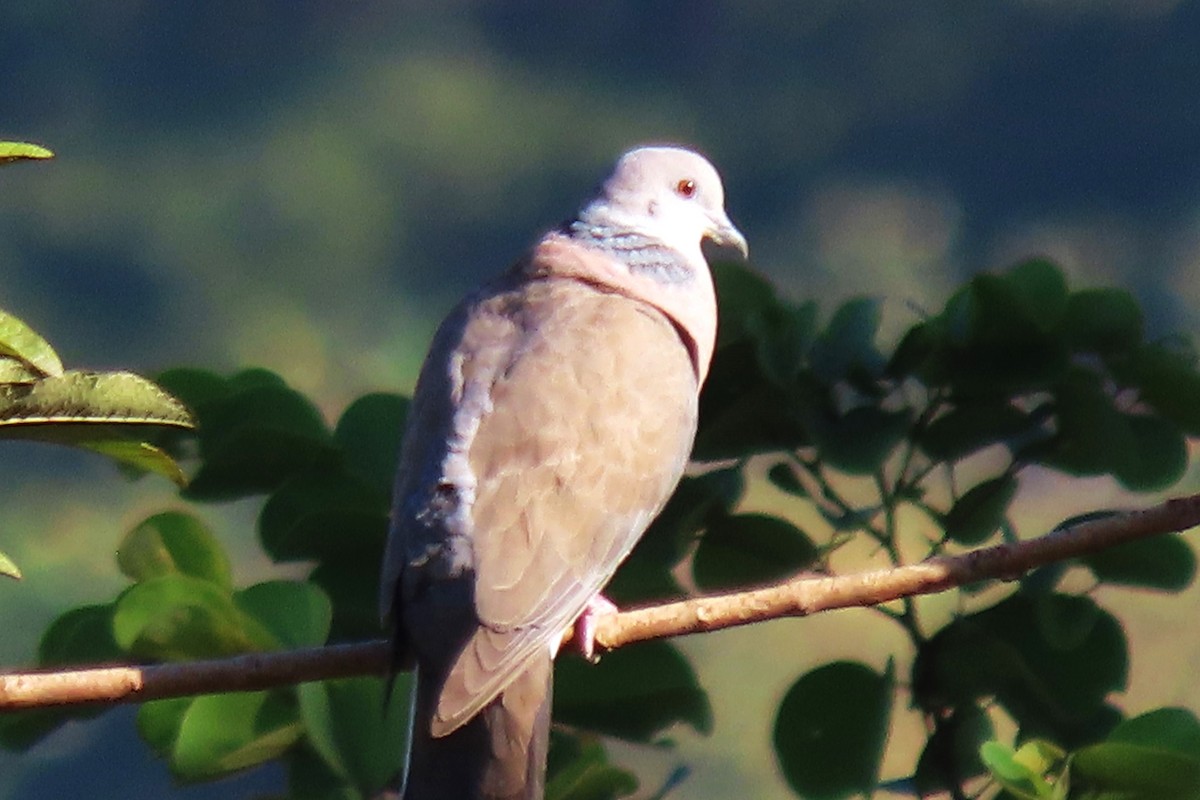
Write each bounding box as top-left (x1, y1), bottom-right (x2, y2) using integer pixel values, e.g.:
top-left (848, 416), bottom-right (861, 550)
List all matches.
top-left (675, 179), bottom-right (697, 199)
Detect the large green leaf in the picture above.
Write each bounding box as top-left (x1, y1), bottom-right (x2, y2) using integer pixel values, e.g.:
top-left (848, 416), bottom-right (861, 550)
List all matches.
top-left (1006, 258), bottom-right (1069, 334)
top-left (333, 392), bottom-right (408, 496)
top-left (919, 400), bottom-right (1035, 461)
top-left (0, 371), bottom-right (193, 430)
top-left (553, 642), bottom-right (711, 741)
top-left (182, 378), bottom-right (334, 500)
top-left (170, 691), bottom-right (304, 780)
top-left (38, 604), bottom-right (121, 666)
top-left (1124, 341), bottom-right (1200, 435)
top-left (117, 511), bottom-right (232, 588)
top-left (943, 474), bottom-right (1018, 546)
top-left (913, 705), bottom-right (993, 795)
top-left (692, 512), bottom-right (818, 592)
top-left (1072, 741), bottom-right (1200, 800)
top-left (809, 297), bottom-right (885, 383)
top-left (806, 404), bottom-right (910, 475)
top-left (1063, 287), bottom-right (1143, 355)
top-left (308, 557), bottom-right (387, 642)
top-left (297, 676), bottom-right (411, 797)
top-left (773, 660), bottom-right (894, 800)
top-left (696, 340), bottom-right (809, 460)
top-left (913, 592), bottom-right (1125, 747)
top-left (235, 580), bottom-right (332, 649)
top-left (112, 574), bottom-right (270, 660)
top-left (258, 468), bottom-right (388, 563)
top-left (1081, 534), bottom-right (1196, 592)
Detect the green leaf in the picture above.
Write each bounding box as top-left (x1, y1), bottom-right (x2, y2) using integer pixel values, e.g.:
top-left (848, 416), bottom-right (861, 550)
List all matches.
top-left (546, 737), bottom-right (639, 800)
top-left (154, 367), bottom-right (234, 409)
top-left (112, 574), bottom-right (268, 660)
top-left (979, 740), bottom-right (1065, 800)
top-left (1108, 708), bottom-right (1200, 754)
top-left (920, 401), bottom-right (1034, 461)
top-left (117, 511), bottom-right (232, 587)
top-left (77, 439), bottom-right (190, 486)
top-left (1006, 258), bottom-right (1069, 334)
top-left (914, 705), bottom-right (994, 796)
top-left (774, 660), bottom-right (894, 800)
top-left (333, 392), bottom-right (409, 497)
top-left (1063, 288), bottom-right (1143, 354)
top-left (746, 301), bottom-right (819, 387)
top-left (711, 260), bottom-right (786, 349)
top-left (0, 549), bottom-right (20, 579)
top-left (235, 580), bottom-right (332, 649)
top-left (38, 604), bottom-right (121, 666)
top-left (938, 274), bottom-right (1069, 396)
top-left (809, 297), bottom-right (885, 383)
top-left (0, 371), bottom-right (193, 429)
top-left (0, 309), bottom-right (63, 377)
top-left (692, 512), bottom-right (818, 592)
top-left (0, 141), bottom-right (54, 165)
top-left (1081, 534), bottom-right (1196, 592)
top-left (258, 468), bottom-right (388, 563)
top-left (283, 744), bottom-right (361, 800)
top-left (886, 320), bottom-right (943, 379)
top-left (1071, 742), bottom-right (1200, 799)
top-left (608, 468), bottom-right (743, 604)
top-left (696, 341), bottom-right (808, 460)
top-left (806, 404), bottom-right (910, 475)
top-left (554, 641), bottom-right (711, 741)
top-left (297, 676), bottom-right (411, 796)
top-left (1125, 341), bottom-right (1200, 435)
top-left (912, 592), bottom-right (1126, 747)
top-left (170, 691), bottom-right (304, 780)
top-left (308, 557), bottom-right (387, 642)
top-left (943, 474), bottom-right (1017, 545)
top-left (1110, 414), bottom-right (1189, 492)
top-left (137, 697), bottom-right (192, 759)
top-left (184, 381), bottom-right (334, 500)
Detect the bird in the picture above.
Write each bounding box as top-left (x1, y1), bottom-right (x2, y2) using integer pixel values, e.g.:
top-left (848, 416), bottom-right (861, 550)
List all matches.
top-left (379, 145), bottom-right (747, 799)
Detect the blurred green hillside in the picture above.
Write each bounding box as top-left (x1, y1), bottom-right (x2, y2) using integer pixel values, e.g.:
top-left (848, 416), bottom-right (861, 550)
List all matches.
top-left (4, 2), bottom-right (1200, 798)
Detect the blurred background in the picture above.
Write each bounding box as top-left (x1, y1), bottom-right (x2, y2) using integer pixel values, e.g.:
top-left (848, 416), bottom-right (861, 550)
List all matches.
top-left (3, 2), bottom-right (1200, 797)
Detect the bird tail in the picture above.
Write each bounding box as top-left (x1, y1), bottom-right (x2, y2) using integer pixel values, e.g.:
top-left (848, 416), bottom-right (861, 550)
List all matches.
top-left (402, 655), bottom-right (553, 800)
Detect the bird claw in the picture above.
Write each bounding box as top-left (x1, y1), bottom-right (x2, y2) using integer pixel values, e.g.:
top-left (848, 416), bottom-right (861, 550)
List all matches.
top-left (574, 594), bottom-right (619, 663)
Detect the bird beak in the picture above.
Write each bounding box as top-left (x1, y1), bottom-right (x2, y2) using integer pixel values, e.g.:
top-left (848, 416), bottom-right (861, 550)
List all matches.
top-left (704, 212), bottom-right (749, 260)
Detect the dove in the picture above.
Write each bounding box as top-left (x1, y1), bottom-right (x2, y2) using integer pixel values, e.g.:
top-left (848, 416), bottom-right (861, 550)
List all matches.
top-left (380, 145), bottom-right (747, 799)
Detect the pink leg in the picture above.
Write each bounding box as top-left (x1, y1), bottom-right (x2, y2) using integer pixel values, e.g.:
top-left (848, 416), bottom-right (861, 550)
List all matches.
top-left (574, 594), bottom-right (619, 663)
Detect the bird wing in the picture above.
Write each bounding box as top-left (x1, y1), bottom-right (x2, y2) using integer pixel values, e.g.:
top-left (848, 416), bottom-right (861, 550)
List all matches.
top-left (428, 274), bottom-right (699, 735)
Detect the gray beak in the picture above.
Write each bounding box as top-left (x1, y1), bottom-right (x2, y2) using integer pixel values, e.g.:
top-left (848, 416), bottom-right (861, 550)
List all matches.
top-left (705, 212), bottom-right (749, 259)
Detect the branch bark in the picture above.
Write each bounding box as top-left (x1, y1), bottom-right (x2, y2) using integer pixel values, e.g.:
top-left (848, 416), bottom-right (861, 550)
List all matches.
top-left (4, 492), bottom-right (1199, 712)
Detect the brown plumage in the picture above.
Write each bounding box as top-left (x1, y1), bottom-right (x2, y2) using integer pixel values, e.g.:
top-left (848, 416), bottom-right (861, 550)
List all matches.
top-left (381, 146), bottom-right (746, 799)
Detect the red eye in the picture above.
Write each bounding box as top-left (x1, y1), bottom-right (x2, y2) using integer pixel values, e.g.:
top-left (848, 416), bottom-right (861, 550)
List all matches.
top-left (675, 178), bottom-right (696, 198)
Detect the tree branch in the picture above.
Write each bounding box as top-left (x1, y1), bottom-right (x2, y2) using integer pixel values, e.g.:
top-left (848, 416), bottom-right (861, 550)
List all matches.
top-left (4, 492), bottom-right (1199, 711)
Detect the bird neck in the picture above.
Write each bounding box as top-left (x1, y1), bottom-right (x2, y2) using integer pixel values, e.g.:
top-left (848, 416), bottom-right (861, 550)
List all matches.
top-left (563, 215), bottom-right (699, 285)
top-left (523, 232), bottom-right (718, 385)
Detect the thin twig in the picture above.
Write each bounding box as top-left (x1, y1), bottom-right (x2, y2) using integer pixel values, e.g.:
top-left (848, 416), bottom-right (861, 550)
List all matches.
top-left (3, 493), bottom-right (1199, 711)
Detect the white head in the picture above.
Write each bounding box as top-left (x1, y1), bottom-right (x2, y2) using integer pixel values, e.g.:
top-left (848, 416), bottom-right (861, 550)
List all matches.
top-left (582, 145), bottom-right (747, 263)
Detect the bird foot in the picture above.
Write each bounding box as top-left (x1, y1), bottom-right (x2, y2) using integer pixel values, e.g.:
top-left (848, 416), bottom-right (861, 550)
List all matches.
top-left (574, 594), bottom-right (619, 663)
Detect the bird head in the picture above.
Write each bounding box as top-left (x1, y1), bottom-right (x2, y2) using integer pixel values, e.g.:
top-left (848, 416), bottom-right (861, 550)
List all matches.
top-left (587, 145), bottom-right (748, 262)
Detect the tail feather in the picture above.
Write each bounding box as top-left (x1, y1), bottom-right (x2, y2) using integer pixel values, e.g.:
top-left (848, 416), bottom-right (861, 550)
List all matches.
top-left (403, 655), bottom-right (553, 800)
